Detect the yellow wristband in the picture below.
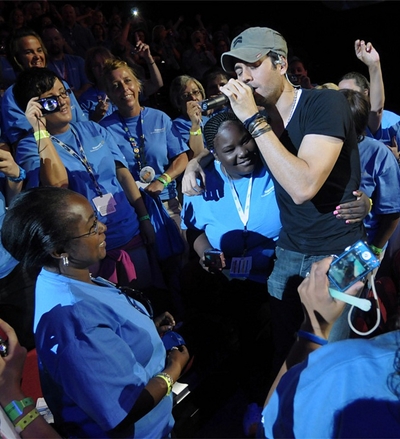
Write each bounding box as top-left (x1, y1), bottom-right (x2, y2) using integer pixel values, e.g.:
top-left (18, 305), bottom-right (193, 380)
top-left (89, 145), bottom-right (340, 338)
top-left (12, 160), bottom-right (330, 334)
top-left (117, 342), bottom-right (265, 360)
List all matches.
top-left (161, 173), bottom-right (172, 184)
top-left (155, 372), bottom-right (174, 396)
top-left (189, 128), bottom-right (202, 136)
top-left (14, 408), bottom-right (40, 434)
top-left (33, 130), bottom-right (50, 141)
top-left (368, 198), bottom-right (373, 213)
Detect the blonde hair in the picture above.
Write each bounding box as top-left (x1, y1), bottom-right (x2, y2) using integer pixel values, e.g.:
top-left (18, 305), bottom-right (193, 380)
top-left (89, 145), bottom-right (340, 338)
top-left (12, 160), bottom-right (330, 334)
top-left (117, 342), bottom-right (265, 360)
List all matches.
top-left (315, 82), bottom-right (339, 90)
top-left (101, 58), bottom-right (142, 94)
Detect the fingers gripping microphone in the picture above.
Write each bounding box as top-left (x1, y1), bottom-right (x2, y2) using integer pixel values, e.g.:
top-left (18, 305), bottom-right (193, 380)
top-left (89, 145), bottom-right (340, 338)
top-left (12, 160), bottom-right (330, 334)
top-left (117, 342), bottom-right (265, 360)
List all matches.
top-left (199, 94), bottom-right (229, 111)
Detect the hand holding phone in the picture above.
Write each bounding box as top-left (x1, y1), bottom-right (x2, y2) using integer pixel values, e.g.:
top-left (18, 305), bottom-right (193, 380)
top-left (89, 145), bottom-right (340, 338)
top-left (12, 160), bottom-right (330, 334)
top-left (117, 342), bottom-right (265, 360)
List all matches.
top-left (203, 249), bottom-right (226, 273)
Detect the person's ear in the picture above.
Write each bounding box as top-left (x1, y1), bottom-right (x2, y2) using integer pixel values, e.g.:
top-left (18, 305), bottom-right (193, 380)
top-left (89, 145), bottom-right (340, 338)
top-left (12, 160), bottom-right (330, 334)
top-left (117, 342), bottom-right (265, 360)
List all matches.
top-left (51, 250), bottom-right (70, 267)
top-left (274, 56), bottom-right (288, 75)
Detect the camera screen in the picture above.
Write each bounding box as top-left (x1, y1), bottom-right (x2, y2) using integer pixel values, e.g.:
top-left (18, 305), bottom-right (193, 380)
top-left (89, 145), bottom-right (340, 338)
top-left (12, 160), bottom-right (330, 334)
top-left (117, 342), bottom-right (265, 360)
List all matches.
top-left (328, 246), bottom-right (375, 291)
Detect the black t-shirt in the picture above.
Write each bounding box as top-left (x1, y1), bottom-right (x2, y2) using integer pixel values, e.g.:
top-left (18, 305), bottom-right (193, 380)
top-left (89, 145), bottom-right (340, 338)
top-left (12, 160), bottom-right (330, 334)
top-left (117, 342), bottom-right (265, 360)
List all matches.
top-left (271, 88), bottom-right (364, 255)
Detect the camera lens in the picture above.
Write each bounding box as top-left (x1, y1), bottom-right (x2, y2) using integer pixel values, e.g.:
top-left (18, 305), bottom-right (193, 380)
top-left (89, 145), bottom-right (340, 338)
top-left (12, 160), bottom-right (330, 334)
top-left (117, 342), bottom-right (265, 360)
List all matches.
top-left (42, 98), bottom-right (58, 112)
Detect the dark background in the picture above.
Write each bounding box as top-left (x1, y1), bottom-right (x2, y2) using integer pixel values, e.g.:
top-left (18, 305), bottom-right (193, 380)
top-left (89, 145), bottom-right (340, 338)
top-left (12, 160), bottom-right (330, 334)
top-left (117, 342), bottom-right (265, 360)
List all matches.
top-left (127, 0), bottom-right (400, 110)
top-left (61, 0), bottom-right (400, 113)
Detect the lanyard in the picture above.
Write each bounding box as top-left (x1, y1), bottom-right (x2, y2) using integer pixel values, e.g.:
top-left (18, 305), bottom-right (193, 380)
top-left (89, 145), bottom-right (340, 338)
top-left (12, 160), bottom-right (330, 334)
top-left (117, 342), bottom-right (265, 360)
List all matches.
top-left (50, 59), bottom-right (67, 81)
top-left (119, 109), bottom-right (145, 170)
top-left (51, 127), bottom-right (103, 197)
top-left (227, 173), bottom-right (253, 254)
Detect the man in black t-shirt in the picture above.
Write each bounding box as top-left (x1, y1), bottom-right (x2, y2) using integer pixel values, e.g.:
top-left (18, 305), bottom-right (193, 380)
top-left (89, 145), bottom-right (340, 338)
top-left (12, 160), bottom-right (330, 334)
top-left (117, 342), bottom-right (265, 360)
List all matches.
top-left (183, 27), bottom-right (365, 377)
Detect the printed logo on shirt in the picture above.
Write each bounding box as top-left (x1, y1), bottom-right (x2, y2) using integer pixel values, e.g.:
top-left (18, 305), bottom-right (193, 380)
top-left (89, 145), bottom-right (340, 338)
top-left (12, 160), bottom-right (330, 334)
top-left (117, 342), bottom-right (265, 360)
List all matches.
top-left (261, 187), bottom-right (275, 197)
top-left (151, 127), bottom-right (166, 134)
top-left (90, 140), bottom-right (105, 152)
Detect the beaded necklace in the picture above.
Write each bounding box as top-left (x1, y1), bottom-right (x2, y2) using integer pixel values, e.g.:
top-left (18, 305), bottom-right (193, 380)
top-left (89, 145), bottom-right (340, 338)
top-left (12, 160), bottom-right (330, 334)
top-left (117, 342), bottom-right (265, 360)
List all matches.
top-left (119, 108), bottom-right (146, 170)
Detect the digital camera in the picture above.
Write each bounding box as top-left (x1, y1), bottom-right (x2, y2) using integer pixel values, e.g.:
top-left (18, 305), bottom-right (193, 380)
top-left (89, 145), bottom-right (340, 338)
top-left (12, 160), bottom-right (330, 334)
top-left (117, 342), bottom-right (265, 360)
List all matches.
top-left (38, 96), bottom-right (60, 114)
top-left (328, 240), bottom-right (380, 292)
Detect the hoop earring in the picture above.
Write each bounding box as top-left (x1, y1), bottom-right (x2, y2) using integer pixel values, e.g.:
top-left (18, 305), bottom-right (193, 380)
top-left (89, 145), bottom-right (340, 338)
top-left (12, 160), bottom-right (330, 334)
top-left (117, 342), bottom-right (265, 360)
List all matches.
top-left (62, 254), bottom-right (69, 267)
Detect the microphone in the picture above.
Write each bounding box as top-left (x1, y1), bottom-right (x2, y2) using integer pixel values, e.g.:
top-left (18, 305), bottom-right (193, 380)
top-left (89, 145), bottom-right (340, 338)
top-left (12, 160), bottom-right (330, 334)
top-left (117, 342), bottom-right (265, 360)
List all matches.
top-left (199, 94), bottom-right (229, 112)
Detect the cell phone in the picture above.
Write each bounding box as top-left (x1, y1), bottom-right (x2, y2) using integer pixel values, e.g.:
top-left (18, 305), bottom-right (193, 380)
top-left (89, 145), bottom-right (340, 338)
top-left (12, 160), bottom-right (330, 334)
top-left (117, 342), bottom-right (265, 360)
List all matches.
top-left (328, 240), bottom-right (380, 292)
top-left (204, 249), bottom-right (225, 271)
top-left (0, 327), bottom-right (8, 357)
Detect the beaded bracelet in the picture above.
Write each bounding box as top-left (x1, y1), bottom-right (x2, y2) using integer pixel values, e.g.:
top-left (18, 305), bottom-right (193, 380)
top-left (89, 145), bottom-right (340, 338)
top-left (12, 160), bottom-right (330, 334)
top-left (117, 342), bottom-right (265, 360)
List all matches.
top-left (157, 176), bottom-right (169, 188)
top-left (14, 408), bottom-right (40, 434)
top-left (7, 165), bottom-right (26, 183)
top-left (297, 330), bottom-right (328, 346)
top-left (156, 372), bottom-right (174, 396)
top-left (4, 398), bottom-right (34, 423)
top-left (139, 214), bottom-right (150, 222)
top-left (33, 130), bottom-right (50, 141)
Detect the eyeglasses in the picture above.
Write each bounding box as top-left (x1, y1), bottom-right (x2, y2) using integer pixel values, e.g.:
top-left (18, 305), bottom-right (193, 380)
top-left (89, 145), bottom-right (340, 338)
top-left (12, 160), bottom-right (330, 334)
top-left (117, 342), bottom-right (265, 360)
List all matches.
top-left (181, 89), bottom-right (202, 101)
top-left (70, 215), bottom-right (99, 239)
top-left (53, 89), bottom-right (72, 101)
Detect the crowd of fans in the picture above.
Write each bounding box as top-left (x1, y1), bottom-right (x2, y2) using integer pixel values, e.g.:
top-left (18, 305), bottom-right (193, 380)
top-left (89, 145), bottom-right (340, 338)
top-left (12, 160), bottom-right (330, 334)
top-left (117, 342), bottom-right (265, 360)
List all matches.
top-left (1, 1), bottom-right (400, 438)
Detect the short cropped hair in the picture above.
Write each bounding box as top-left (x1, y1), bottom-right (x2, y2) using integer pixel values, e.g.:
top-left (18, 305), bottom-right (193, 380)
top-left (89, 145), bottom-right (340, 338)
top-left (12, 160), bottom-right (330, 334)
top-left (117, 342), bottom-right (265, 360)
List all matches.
top-left (1, 187), bottom-right (80, 270)
top-left (13, 67), bottom-right (61, 111)
top-left (169, 75), bottom-right (205, 112)
top-left (203, 111), bottom-right (241, 150)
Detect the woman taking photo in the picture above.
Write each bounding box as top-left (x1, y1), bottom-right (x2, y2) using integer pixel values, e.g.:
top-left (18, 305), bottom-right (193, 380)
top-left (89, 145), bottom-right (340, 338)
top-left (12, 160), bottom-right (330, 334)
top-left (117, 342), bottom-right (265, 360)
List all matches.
top-left (1, 186), bottom-right (189, 438)
top-left (13, 67), bottom-right (161, 291)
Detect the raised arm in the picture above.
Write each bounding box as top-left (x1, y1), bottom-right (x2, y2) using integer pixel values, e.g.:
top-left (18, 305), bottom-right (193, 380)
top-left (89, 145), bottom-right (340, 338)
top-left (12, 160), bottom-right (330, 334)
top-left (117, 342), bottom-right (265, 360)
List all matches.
top-left (355, 39), bottom-right (384, 134)
top-left (24, 97), bottom-right (68, 188)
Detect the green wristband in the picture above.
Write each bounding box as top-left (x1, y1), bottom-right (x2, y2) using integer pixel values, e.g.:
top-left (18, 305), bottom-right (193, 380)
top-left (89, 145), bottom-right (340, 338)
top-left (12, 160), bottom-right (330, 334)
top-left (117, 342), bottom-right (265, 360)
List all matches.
top-left (4, 397), bottom-right (34, 423)
top-left (157, 176), bottom-right (168, 188)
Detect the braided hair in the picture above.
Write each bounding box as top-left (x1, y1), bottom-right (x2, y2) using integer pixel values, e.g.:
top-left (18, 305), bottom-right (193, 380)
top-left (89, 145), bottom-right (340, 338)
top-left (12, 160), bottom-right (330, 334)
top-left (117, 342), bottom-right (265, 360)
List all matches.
top-left (203, 111), bottom-right (242, 151)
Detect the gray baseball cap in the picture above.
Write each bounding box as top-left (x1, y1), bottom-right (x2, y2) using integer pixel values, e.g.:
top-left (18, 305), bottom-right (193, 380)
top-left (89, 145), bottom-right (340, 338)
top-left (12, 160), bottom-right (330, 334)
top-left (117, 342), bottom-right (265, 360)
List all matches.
top-left (221, 27), bottom-right (288, 73)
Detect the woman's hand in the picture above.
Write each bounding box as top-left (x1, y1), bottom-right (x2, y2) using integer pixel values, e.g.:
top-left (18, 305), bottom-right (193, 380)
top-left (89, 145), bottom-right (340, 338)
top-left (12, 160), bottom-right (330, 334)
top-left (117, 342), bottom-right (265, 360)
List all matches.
top-left (25, 96), bottom-right (46, 131)
top-left (92, 99), bottom-right (109, 122)
top-left (333, 190), bottom-right (370, 224)
top-left (181, 154), bottom-right (208, 196)
top-left (144, 179), bottom-right (164, 198)
top-left (298, 258), bottom-right (363, 338)
top-left (186, 101), bottom-right (202, 126)
top-left (154, 312), bottom-right (175, 335)
top-left (166, 344), bottom-right (190, 374)
top-left (0, 145), bottom-right (21, 179)
top-left (139, 218), bottom-right (156, 246)
top-left (0, 320), bottom-right (27, 406)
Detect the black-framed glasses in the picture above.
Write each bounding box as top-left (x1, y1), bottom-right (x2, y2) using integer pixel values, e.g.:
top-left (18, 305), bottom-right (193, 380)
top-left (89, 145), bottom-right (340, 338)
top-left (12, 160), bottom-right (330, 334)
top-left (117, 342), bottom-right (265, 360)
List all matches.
top-left (70, 214), bottom-right (99, 239)
top-left (181, 89), bottom-right (202, 101)
top-left (54, 89), bottom-right (72, 101)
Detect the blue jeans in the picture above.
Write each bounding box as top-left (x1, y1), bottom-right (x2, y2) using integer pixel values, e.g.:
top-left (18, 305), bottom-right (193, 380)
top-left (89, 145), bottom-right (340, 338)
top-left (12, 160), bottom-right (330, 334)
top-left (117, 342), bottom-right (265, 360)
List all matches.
top-left (267, 246), bottom-right (351, 374)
